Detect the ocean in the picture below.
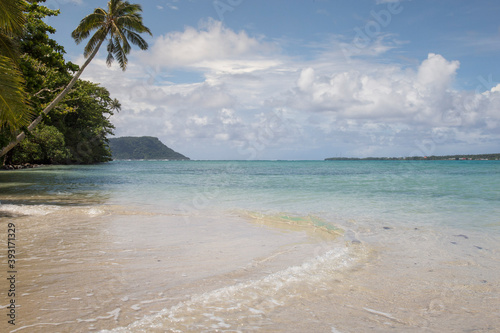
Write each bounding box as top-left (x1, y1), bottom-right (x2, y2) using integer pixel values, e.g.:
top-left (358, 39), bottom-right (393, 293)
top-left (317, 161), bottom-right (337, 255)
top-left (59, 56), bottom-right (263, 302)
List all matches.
top-left (1, 160), bottom-right (499, 332)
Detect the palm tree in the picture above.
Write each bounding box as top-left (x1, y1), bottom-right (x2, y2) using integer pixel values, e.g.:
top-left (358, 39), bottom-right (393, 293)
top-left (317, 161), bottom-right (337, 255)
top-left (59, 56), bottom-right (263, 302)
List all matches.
top-left (110, 98), bottom-right (122, 113)
top-left (0, 0), bottom-right (152, 158)
top-left (0, 0), bottom-right (32, 135)
top-left (106, 98), bottom-right (121, 121)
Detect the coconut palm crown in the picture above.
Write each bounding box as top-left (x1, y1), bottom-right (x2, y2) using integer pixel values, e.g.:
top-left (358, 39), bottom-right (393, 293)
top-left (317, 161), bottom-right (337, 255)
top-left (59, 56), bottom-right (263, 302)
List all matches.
top-left (71, 0), bottom-right (152, 71)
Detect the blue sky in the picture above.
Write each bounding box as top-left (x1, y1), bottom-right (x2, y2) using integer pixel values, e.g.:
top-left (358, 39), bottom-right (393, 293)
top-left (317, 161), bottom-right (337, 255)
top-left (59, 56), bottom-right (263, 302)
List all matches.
top-left (43, 0), bottom-right (500, 159)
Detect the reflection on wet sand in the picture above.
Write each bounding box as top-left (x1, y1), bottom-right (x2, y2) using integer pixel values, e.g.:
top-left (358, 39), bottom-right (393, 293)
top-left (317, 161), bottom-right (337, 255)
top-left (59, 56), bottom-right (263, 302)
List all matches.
top-left (1, 205), bottom-right (340, 332)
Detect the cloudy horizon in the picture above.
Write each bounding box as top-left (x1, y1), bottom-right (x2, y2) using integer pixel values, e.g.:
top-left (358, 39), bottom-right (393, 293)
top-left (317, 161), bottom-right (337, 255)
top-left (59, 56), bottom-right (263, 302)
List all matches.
top-left (46, 0), bottom-right (500, 160)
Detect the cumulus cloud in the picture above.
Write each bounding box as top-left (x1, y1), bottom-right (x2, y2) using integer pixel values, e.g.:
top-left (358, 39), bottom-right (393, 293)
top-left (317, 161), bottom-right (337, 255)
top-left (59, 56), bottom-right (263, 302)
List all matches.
top-left (143, 19), bottom-right (280, 74)
top-left (490, 84), bottom-right (500, 93)
top-left (287, 53), bottom-right (466, 126)
top-left (79, 21), bottom-right (500, 159)
top-left (416, 53), bottom-right (460, 92)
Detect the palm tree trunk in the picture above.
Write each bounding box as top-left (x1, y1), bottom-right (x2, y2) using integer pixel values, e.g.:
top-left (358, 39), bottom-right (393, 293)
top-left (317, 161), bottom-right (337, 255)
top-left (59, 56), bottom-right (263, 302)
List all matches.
top-left (0, 39), bottom-right (105, 160)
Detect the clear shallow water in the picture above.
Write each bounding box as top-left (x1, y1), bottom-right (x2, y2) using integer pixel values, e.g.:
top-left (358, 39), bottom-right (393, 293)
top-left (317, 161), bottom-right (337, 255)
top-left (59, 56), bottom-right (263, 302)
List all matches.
top-left (1, 160), bottom-right (499, 332)
top-left (2, 160), bottom-right (499, 230)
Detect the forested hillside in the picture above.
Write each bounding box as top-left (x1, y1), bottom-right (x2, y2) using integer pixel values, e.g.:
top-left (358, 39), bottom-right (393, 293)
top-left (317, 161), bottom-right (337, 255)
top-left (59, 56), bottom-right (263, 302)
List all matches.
top-left (109, 137), bottom-right (189, 160)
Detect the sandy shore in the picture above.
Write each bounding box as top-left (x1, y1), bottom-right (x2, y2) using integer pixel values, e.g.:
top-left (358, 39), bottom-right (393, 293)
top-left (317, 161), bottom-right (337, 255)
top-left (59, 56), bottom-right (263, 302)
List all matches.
top-left (1, 203), bottom-right (499, 332)
top-left (1, 204), bottom-right (340, 332)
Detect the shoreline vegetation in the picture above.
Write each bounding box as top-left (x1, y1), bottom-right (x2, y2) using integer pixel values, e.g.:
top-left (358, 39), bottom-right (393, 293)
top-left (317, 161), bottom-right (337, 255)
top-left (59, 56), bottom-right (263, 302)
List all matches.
top-left (325, 153), bottom-right (500, 161)
top-left (2, 152), bottom-right (499, 170)
top-left (2, 162), bottom-right (44, 170)
top-left (0, 1), bottom-right (151, 167)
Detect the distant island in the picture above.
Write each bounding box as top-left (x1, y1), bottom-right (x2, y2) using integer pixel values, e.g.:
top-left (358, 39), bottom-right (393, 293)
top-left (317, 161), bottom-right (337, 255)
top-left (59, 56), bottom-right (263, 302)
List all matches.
top-left (108, 137), bottom-right (190, 160)
top-left (325, 153), bottom-right (500, 161)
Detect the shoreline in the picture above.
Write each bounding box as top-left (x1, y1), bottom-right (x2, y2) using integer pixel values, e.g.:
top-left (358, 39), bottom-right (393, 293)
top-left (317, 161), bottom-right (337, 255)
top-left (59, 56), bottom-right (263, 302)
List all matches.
top-left (1, 163), bottom-right (46, 170)
top-left (1, 201), bottom-right (499, 332)
top-left (1, 203), bottom-right (348, 333)
top-left (1, 160), bottom-right (499, 332)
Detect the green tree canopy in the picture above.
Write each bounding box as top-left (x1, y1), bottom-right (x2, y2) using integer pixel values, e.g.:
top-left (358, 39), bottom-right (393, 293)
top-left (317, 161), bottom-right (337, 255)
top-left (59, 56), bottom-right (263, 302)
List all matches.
top-left (2, 1), bottom-right (121, 165)
top-left (1, 0), bottom-right (151, 160)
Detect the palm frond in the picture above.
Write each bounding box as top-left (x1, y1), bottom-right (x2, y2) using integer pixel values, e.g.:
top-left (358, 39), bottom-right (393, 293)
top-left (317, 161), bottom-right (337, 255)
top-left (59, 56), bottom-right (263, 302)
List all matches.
top-left (71, 0), bottom-right (151, 70)
top-left (114, 25), bottom-right (131, 54)
top-left (0, 56), bottom-right (33, 133)
top-left (83, 27), bottom-right (107, 58)
top-left (123, 29), bottom-right (148, 50)
top-left (111, 98), bottom-right (121, 112)
top-left (71, 9), bottom-right (106, 44)
top-left (0, 0), bottom-right (26, 36)
top-left (111, 36), bottom-right (128, 70)
top-left (0, 32), bottom-right (18, 60)
top-left (0, 0), bottom-right (31, 134)
top-left (105, 38), bottom-right (115, 67)
top-left (112, 1), bottom-right (141, 17)
top-left (117, 14), bottom-right (152, 36)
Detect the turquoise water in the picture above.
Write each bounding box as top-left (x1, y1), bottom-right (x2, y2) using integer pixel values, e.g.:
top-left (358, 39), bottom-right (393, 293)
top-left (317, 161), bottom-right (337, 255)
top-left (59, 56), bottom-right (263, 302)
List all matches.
top-left (2, 160), bottom-right (499, 230)
top-left (1, 160), bottom-right (500, 332)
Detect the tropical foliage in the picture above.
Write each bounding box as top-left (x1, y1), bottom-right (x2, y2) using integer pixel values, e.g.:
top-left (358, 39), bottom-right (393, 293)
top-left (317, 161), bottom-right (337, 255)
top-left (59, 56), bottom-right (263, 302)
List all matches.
top-left (0, 0), bottom-right (33, 137)
top-left (12, 79), bottom-right (118, 164)
top-left (11, 124), bottom-right (70, 164)
top-left (0, 0), bottom-right (151, 165)
top-left (71, 0), bottom-right (151, 71)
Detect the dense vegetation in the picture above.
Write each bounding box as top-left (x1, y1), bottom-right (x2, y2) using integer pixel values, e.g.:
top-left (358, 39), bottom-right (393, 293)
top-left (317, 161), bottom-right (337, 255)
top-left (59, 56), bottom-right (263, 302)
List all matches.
top-left (0, 0), bottom-right (33, 140)
top-left (109, 137), bottom-right (189, 160)
top-left (0, 0), bottom-right (151, 166)
top-left (325, 154), bottom-right (500, 161)
top-left (0, 1), bottom-right (116, 165)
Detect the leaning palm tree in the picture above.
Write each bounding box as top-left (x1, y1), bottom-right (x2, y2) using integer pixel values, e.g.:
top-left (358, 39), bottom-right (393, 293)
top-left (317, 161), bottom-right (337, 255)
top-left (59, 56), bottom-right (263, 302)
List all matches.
top-left (0, 0), bottom-right (152, 158)
top-left (0, 0), bottom-right (32, 135)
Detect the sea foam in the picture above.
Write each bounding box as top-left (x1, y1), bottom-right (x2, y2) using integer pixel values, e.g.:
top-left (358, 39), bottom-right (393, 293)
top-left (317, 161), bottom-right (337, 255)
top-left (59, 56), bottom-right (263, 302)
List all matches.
top-left (0, 203), bottom-right (62, 216)
top-left (101, 246), bottom-right (355, 332)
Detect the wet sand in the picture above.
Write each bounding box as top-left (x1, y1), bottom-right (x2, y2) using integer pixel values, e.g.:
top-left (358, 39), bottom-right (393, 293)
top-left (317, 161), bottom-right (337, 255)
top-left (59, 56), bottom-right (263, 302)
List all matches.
top-left (274, 225), bottom-right (500, 333)
top-left (1, 203), bottom-right (499, 332)
top-left (0, 204), bottom-right (338, 332)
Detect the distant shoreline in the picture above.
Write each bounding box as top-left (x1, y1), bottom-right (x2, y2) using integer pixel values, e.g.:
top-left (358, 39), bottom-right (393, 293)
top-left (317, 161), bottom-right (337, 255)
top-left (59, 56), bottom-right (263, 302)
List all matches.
top-left (325, 153), bottom-right (500, 161)
top-left (1, 163), bottom-right (46, 170)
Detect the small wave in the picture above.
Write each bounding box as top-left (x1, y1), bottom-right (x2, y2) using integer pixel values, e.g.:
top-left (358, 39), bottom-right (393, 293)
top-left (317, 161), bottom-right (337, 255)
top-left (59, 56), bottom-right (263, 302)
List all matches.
top-left (52, 191), bottom-right (73, 196)
top-left (101, 247), bottom-right (356, 332)
top-left (85, 207), bottom-right (106, 217)
top-left (0, 203), bottom-right (62, 216)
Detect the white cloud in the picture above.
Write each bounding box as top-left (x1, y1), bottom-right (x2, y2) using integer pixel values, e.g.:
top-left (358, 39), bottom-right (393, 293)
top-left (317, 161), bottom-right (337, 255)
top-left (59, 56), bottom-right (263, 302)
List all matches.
top-left (286, 53), bottom-right (467, 127)
top-left (166, 3), bottom-right (178, 10)
top-left (77, 22), bottom-right (500, 159)
top-left (297, 67), bottom-right (315, 92)
top-left (144, 19), bottom-right (279, 74)
top-left (416, 53), bottom-right (460, 92)
top-left (490, 84), bottom-right (500, 93)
